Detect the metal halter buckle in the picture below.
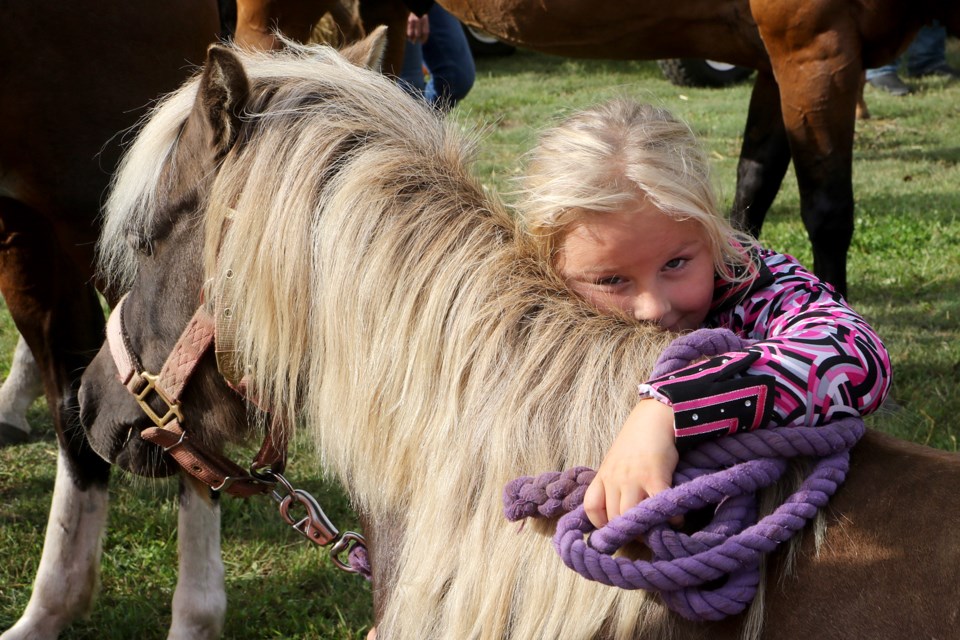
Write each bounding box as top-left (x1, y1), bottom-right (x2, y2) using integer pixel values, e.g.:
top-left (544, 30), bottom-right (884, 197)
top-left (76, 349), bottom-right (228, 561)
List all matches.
top-left (133, 371), bottom-right (184, 428)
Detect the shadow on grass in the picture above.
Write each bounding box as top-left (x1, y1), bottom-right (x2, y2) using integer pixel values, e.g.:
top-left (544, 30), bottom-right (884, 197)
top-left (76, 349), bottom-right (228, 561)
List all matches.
top-left (25, 557), bottom-right (373, 640)
top-left (856, 144), bottom-right (960, 165)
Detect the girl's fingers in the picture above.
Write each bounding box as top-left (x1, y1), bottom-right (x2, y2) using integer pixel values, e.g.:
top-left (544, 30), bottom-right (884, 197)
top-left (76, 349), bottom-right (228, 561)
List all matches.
top-left (605, 485), bottom-right (622, 526)
top-left (583, 477), bottom-right (609, 528)
top-left (618, 486), bottom-right (646, 522)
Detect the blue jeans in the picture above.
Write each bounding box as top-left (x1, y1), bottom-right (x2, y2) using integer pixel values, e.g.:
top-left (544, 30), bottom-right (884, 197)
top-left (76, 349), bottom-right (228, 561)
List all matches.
top-left (399, 4), bottom-right (475, 110)
top-left (866, 23), bottom-right (947, 80)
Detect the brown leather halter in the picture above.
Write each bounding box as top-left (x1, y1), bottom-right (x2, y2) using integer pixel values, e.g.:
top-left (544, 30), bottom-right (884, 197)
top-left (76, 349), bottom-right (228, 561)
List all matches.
top-left (105, 293), bottom-right (366, 572)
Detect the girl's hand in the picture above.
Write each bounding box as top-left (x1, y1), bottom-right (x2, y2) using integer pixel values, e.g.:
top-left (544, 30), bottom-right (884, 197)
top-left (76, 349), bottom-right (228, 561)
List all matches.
top-left (583, 399), bottom-right (679, 529)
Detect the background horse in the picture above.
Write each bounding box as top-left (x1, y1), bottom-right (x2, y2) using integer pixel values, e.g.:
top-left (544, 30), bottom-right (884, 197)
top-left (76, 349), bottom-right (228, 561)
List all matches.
top-left (428, 0), bottom-right (960, 298)
top-left (0, 1), bottom-right (367, 638)
top-left (78, 39), bottom-right (960, 638)
top-left (0, 3), bottom-right (221, 637)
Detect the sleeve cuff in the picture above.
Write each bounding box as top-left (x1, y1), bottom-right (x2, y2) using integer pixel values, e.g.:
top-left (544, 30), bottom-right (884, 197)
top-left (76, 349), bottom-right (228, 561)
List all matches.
top-left (643, 350), bottom-right (776, 448)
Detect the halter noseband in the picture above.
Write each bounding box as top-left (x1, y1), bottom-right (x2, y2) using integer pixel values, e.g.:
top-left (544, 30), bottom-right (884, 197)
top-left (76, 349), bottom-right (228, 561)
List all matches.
top-left (106, 293), bottom-right (283, 497)
top-left (104, 293), bottom-right (368, 574)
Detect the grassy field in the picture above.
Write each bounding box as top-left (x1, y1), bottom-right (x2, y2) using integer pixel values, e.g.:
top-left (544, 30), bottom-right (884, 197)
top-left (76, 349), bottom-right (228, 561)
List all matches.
top-left (2, 47), bottom-right (959, 638)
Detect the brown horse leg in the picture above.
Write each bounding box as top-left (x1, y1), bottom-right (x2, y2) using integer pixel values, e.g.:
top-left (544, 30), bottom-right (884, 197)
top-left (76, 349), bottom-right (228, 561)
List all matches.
top-left (234, 0), bottom-right (339, 50)
top-left (753, 5), bottom-right (860, 297)
top-left (0, 198), bottom-right (110, 637)
top-left (731, 70), bottom-right (792, 237)
top-left (0, 198), bottom-right (107, 476)
top-left (795, 159), bottom-right (855, 298)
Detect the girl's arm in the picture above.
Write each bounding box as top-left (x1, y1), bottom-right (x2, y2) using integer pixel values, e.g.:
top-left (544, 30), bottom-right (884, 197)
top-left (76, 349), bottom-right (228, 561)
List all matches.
top-left (640, 250), bottom-right (892, 449)
top-left (584, 250), bottom-right (890, 528)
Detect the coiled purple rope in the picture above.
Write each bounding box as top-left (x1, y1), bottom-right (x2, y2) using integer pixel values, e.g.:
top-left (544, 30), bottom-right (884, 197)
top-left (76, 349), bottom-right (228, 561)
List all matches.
top-left (503, 328), bottom-right (865, 621)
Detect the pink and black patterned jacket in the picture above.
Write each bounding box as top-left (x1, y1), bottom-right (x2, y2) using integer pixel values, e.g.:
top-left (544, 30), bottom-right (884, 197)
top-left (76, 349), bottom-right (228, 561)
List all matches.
top-left (638, 249), bottom-right (892, 449)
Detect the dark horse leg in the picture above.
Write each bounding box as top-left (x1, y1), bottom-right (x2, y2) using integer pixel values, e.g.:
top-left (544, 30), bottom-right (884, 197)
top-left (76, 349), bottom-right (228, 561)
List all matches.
top-left (752, 3), bottom-right (861, 298)
top-left (731, 70), bottom-right (792, 238)
top-left (358, 0), bottom-right (410, 77)
top-left (0, 198), bottom-right (110, 638)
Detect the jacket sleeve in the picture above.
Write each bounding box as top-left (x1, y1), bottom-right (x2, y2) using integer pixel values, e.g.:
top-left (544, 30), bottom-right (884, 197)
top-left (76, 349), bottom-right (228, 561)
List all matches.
top-left (639, 251), bottom-right (892, 449)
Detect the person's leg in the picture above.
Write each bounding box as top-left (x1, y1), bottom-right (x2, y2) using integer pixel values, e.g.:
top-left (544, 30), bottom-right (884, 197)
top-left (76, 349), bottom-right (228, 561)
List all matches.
top-left (420, 5), bottom-right (475, 110)
top-left (865, 60), bottom-right (899, 82)
top-left (904, 24), bottom-right (946, 75)
top-left (398, 40), bottom-right (427, 98)
top-left (866, 57), bottom-right (911, 95)
top-left (904, 23), bottom-right (958, 78)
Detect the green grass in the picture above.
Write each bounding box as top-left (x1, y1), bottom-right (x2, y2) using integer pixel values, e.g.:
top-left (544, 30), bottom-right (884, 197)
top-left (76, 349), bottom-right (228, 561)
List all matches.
top-left (2, 48), bottom-right (960, 637)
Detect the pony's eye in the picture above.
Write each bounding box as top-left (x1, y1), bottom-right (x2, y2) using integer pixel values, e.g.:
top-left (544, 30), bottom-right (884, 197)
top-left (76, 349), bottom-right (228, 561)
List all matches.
top-left (125, 231), bottom-right (155, 256)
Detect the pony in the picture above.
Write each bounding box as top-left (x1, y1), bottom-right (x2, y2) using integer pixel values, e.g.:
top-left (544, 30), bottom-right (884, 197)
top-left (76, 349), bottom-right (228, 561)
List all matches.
top-left (76, 36), bottom-right (960, 638)
top-left (427, 0), bottom-right (960, 297)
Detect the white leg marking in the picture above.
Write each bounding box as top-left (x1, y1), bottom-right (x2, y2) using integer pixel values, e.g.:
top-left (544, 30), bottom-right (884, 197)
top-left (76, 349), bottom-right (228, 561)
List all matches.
top-left (0, 335), bottom-right (44, 435)
top-left (1, 450), bottom-right (108, 640)
top-left (167, 479), bottom-right (225, 640)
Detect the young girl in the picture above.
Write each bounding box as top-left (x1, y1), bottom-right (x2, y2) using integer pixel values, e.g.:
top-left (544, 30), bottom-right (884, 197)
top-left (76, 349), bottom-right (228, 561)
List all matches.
top-left (516, 99), bottom-right (892, 530)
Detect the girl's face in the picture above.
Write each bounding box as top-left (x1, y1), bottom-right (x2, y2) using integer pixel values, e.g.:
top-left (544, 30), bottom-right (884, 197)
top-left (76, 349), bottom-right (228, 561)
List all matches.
top-left (556, 202), bottom-right (715, 332)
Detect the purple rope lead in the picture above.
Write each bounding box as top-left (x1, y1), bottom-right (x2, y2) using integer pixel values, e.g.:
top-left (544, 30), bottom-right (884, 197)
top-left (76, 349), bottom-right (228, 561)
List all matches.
top-left (503, 328), bottom-right (865, 621)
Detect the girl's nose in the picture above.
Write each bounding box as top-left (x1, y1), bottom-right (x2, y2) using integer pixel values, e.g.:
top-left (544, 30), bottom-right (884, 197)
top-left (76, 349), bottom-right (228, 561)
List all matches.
top-left (632, 291), bottom-right (669, 324)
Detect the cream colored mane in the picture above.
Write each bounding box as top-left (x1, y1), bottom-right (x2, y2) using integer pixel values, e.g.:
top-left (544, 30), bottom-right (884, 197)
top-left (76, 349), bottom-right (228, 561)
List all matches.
top-left (100, 41), bottom-right (784, 639)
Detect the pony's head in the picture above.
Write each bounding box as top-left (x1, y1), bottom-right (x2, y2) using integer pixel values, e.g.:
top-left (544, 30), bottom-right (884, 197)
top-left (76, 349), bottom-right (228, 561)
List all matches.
top-left (78, 31), bottom-right (390, 477)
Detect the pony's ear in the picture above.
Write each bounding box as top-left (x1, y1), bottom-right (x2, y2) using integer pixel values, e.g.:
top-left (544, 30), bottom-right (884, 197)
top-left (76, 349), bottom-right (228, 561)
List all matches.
top-left (195, 45), bottom-right (250, 156)
top-left (143, 44), bottom-right (250, 243)
top-left (340, 25), bottom-right (388, 71)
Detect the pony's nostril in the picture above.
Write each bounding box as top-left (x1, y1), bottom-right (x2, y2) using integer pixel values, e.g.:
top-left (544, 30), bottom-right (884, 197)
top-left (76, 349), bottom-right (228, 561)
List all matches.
top-left (77, 382), bottom-right (98, 430)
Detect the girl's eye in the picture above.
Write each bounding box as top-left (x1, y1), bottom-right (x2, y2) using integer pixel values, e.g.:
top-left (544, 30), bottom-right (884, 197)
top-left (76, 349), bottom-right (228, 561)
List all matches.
top-left (595, 275), bottom-right (626, 286)
top-left (664, 257), bottom-right (688, 271)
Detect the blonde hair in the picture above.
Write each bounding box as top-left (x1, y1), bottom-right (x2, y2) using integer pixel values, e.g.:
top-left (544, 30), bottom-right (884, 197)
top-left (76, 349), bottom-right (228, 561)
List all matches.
top-left (517, 98), bottom-right (758, 283)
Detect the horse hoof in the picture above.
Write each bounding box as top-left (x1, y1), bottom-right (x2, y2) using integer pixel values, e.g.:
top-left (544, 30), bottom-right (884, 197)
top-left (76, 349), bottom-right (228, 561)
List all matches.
top-left (0, 422), bottom-right (31, 446)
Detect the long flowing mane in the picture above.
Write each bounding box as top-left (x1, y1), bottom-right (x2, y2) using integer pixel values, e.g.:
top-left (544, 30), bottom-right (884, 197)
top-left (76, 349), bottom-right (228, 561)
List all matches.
top-left (100, 43), bottom-right (724, 638)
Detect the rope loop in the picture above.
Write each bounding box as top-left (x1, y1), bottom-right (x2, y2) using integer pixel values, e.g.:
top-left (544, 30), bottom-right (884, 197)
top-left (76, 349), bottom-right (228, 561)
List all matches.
top-left (503, 328), bottom-right (865, 621)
